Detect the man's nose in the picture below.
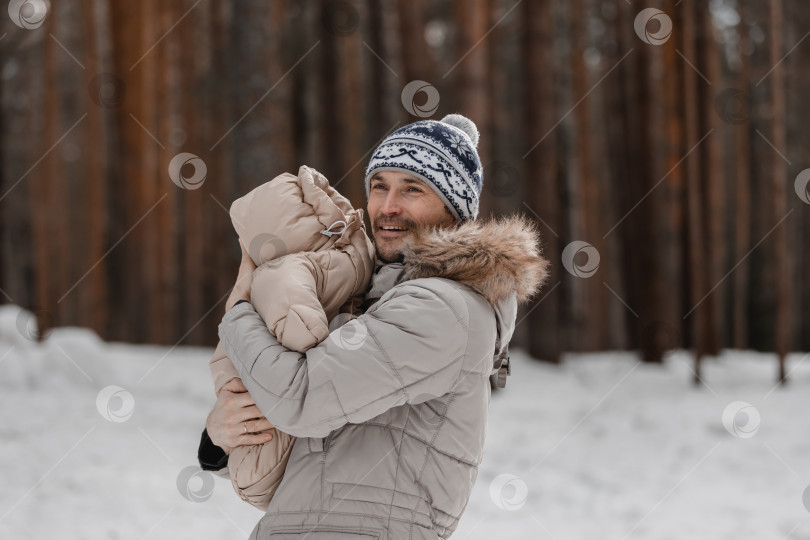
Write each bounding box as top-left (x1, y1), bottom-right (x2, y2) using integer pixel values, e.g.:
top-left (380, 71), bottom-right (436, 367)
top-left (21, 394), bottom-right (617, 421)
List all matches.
top-left (380, 189), bottom-right (403, 214)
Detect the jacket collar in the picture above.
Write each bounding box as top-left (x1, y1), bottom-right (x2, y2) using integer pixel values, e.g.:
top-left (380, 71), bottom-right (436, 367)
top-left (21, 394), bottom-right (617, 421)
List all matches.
top-left (400, 213), bottom-right (550, 307)
top-left (365, 213), bottom-right (551, 357)
top-left (363, 260), bottom-right (409, 309)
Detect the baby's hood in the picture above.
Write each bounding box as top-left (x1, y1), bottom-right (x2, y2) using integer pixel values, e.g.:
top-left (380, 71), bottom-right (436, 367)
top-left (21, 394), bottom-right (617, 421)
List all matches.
top-left (229, 165), bottom-right (368, 265)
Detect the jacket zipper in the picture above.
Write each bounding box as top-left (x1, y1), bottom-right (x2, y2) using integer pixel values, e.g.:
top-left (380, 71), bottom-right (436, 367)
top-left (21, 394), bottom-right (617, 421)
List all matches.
top-left (323, 430), bottom-right (335, 452)
top-left (320, 429), bottom-right (337, 509)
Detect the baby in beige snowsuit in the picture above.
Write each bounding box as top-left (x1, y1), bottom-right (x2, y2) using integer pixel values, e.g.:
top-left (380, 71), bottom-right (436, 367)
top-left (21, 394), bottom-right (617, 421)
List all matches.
top-left (209, 165), bottom-right (375, 509)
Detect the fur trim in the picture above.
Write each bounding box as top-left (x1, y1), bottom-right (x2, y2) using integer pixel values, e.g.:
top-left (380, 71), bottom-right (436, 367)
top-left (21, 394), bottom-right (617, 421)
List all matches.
top-left (400, 213), bottom-right (551, 306)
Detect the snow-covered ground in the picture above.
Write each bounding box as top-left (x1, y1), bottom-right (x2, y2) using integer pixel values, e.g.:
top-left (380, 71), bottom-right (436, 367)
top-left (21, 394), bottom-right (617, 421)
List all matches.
top-left (0, 304), bottom-right (808, 539)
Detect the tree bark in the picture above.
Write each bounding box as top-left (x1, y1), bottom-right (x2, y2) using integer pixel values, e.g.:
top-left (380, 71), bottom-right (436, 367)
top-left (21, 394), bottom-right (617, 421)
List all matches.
top-left (769, 0), bottom-right (790, 383)
top-left (524, 0), bottom-right (562, 363)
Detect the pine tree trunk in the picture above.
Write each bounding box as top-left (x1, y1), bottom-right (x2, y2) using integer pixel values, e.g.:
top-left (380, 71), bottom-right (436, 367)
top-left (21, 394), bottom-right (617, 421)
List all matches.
top-left (524, 0), bottom-right (562, 363)
top-left (769, 0), bottom-right (790, 383)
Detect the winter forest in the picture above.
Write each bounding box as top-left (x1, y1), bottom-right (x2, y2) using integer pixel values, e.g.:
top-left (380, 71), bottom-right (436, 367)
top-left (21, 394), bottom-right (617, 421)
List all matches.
top-left (1, 1), bottom-right (809, 539)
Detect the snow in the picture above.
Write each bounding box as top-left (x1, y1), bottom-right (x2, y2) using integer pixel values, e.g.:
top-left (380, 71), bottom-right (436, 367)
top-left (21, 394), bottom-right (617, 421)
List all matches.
top-left (1, 304), bottom-right (808, 539)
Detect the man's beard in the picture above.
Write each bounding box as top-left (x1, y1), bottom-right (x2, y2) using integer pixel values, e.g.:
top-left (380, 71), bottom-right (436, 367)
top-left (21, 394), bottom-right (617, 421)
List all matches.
top-left (372, 218), bottom-right (422, 264)
top-left (374, 244), bottom-right (405, 264)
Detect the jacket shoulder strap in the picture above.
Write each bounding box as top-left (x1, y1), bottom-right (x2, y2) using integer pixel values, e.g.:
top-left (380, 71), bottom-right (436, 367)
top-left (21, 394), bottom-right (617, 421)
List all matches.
top-left (491, 345), bottom-right (511, 389)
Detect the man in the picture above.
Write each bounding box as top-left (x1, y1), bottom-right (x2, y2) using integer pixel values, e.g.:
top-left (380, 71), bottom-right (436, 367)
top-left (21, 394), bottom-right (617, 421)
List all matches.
top-left (198, 114), bottom-right (549, 539)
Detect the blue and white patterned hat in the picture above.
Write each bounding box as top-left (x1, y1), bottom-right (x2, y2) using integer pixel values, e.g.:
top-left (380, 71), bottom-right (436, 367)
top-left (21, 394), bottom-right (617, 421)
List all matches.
top-left (364, 113), bottom-right (484, 222)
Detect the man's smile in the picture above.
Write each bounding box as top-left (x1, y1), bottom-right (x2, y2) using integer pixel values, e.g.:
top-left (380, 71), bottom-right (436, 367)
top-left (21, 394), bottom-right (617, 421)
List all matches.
top-left (377, 227), bottom-right (409, 238)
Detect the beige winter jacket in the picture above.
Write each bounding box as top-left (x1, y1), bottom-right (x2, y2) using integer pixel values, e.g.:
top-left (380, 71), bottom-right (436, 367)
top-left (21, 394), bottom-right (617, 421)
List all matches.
top-left (218, 214), bottom-right (550, 539)
top-left (209, 165), bottom-right (375, 509)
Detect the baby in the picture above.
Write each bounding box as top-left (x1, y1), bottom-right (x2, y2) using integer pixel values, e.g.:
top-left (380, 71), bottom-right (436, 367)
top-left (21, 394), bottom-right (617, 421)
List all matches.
top-left (209, 165), bottom-right (375, 509)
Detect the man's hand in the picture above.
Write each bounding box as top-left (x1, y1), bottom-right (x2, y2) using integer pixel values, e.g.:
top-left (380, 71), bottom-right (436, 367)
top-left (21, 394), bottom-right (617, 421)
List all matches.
top-left (206, 378), bottom-right (276, 451)
top-left (225, 240), bottom-right (257, 311)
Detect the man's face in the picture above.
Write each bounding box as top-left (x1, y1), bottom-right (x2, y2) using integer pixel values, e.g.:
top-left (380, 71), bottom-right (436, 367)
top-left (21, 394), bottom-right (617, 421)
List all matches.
top-left (367, 171), bottom-right (456, 263)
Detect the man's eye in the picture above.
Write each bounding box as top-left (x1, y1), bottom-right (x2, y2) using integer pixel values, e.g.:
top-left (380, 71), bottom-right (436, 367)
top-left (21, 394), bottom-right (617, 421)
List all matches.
top-left (408, 187), bottom-right (422, 192)
top-left (372, 184), bottom-right (385, 190)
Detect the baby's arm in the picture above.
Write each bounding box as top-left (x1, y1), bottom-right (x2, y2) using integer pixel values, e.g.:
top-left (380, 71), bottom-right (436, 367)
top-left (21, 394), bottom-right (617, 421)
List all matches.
top-left (250, 255), bottom-right (330, 353)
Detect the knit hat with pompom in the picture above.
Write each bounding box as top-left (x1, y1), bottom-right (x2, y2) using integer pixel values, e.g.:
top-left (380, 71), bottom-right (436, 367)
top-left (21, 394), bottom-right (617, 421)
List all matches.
top-left (364, 113), bottom-right (484, 222)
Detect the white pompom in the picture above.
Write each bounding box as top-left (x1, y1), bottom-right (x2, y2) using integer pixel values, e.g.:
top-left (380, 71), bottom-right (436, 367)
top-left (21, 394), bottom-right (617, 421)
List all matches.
top-left (440, 113), bottom-right (480, 148)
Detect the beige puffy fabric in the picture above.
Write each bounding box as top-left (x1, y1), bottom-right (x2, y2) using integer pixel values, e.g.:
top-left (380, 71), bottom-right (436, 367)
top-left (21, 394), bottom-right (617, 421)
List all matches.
top-left (208, 165), bottom-right (375, 510)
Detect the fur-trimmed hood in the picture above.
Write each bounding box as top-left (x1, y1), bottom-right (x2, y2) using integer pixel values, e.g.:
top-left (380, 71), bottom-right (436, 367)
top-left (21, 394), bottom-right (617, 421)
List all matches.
top-left (401, 213), bottom-right (550, 307)
top-left (360, 213), bottom-right (551, 362)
